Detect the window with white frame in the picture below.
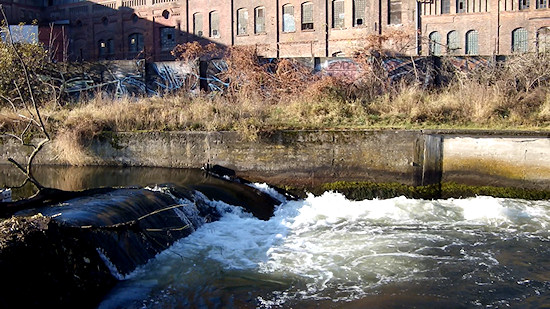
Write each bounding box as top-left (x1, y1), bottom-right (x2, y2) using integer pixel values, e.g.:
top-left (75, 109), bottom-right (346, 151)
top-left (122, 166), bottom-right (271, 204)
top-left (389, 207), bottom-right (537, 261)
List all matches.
top-left (447, 30), bottom-right (460, 54)
top-left (255, 7), bottom-right (266, 34)
top-left (429, 31), bottom-right (442, 55)
top-left (210, 11), bottom-right (219, 38)
top-left (353, 0), bottom-right (366, 26)
top-left (465, 30), bottom-right (478, 55)
top-left (237, 8), bottom-right (248, 35)
top-left (537, 27), bottom-right (550, 53)
top-left (512, 28), bottom-right (528, 53)
top-left (194, 13), bottom-right (203, 37)
top-left (333, 0), bottom-right (345, 28)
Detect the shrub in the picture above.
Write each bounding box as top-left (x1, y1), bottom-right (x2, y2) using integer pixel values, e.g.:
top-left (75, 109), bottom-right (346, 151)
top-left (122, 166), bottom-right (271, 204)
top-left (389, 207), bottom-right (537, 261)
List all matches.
top-left (0, 36), bottom-right (49, 107)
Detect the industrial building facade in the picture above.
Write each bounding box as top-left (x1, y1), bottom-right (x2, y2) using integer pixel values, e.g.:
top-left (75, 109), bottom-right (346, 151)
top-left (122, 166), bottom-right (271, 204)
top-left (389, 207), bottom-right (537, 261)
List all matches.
top-left (1, 0), bottom-right (549, 61)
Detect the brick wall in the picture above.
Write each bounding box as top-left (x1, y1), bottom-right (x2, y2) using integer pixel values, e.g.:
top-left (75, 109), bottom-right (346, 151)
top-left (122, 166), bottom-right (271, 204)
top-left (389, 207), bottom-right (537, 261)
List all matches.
top-left (2, 0), bottom-right (548, 60)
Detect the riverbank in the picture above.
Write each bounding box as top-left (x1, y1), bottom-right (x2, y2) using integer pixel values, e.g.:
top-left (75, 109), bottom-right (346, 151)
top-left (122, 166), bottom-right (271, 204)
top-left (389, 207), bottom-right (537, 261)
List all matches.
top-left (2, 129), bottom-right (549, 195)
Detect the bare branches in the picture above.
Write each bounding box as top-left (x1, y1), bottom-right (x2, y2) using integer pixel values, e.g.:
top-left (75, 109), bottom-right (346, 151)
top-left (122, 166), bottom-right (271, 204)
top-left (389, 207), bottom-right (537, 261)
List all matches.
top-left (0, 5), bottom-right (50, 192)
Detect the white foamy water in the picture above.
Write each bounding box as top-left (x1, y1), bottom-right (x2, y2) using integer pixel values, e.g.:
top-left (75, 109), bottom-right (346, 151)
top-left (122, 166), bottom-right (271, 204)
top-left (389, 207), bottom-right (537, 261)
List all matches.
top-left (99, 191), bottom-right (550, 309)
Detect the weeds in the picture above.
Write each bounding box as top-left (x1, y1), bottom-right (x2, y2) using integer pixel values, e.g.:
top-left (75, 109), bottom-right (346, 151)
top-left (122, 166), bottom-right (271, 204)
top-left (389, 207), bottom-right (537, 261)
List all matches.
top-left (2, 43), bottom-right (549, 164)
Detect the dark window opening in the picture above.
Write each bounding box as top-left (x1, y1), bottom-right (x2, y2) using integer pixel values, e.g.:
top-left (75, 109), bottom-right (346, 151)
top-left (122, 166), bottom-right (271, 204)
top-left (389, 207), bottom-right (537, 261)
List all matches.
top-left (457, 0), bottom-right (466, 12)
top-left (160, 27), bottom-right (176, 50)
top-left (519, 0), bottom-right (530, 9)
top-left (302, 23), bottom-right (314, 30)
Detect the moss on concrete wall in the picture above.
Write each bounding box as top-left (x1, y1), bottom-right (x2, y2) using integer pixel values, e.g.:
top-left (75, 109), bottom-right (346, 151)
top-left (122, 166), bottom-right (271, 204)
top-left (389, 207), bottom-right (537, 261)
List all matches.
top-left (1, 130), bottom-right (548, 191)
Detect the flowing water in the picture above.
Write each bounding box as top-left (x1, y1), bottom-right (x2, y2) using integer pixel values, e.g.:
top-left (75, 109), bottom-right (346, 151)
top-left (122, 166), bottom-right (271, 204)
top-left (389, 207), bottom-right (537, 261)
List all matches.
top-left (99, 188), bottom-right (550, 309)
top-left (1, 166), bottom-right (548, 308)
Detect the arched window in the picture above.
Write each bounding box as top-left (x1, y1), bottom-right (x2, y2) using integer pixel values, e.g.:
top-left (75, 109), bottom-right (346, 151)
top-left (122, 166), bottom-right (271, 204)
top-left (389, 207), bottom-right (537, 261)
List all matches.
top-left (128, 33), bottom-right (144, 54)
top-left (537, 27), bottom-right (550, 53)
top-left (301, 2), bottom-right (314, 30)
top-left (429, 31), bottom-right (442, 55)
top-left (255, 7), bottom-right (266, 34)
top-left (512, 28), bottom-right (528, 53)
top-left (447, 30), bottom-right (459, 54)
top-left (237, 8), bottom-right (248, 35)
top-left (210, 11), bottom-right (219, 38)
top-left (282, 4), bottom-right (295, 32)
top-left (193, 13), bottom-right (203, 37)
top-left (101, 16), bottom-right (108, 26)
top-left (332, 0), bottom-right (345, 28)
top-left (465, 30), bottom-right (478, 55)
top-left (353, 0), bottom-right (366, 26)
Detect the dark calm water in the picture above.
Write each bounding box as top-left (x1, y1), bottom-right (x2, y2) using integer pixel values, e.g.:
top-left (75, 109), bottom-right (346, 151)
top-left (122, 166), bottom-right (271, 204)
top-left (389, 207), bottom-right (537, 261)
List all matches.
top-left (0, 164), bottom-right (216, 199)
top-left (1, 165), bottom-right (549, 308)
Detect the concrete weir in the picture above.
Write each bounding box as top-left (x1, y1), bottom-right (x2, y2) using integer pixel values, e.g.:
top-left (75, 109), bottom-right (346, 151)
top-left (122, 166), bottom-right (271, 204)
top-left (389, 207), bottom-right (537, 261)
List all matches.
top-left (1, 130), bottom-right (549, 190)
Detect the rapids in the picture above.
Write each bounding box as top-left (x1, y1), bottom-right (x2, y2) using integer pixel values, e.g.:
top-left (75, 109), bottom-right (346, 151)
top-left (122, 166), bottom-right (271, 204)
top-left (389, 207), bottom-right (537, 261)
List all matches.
top-left (99, 188), bottom-right (550, 308)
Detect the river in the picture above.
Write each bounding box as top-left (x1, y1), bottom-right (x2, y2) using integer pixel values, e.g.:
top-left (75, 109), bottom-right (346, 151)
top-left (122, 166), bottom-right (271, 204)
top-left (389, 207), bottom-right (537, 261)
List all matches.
top-left (101, 189), bottom-right (550, 308)
top-left (1, 166), bottom-right (549, 308)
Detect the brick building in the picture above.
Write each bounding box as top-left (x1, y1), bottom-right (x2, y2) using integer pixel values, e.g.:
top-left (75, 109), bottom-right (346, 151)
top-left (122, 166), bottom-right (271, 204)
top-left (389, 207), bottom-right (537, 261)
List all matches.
top-left (1, 0), bottom-right (549, 61)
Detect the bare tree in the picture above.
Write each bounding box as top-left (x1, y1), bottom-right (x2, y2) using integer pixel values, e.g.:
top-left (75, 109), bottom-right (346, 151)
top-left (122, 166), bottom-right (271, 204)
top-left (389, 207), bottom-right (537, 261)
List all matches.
top-left (0, 5), bottom-right (49, 191)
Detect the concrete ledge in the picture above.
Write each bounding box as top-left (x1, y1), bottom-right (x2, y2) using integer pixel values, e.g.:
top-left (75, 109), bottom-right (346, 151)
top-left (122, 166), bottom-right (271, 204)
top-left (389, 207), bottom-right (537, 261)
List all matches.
top-left (1, 130), bottom-right (549, 190)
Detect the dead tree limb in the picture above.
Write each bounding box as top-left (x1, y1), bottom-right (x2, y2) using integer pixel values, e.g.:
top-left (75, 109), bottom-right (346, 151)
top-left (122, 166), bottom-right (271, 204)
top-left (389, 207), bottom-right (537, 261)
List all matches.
top-left (1, 5), bottom-right (51, 192)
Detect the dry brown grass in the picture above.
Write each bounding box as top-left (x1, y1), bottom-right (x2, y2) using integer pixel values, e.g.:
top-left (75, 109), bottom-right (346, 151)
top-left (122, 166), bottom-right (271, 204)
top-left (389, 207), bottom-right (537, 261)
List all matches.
top-left (3, 48), bottom-right (549, 165)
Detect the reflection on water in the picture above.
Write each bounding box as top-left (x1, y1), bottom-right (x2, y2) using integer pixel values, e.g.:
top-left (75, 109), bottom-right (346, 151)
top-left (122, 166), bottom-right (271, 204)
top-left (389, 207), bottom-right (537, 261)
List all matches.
top-left (0, 165), bottom-right (213, 200)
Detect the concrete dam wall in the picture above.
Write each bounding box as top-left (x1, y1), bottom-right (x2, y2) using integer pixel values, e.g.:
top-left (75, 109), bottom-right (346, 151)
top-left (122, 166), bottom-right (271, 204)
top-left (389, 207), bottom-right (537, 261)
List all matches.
top-left (1, 130), bottom-right (549, 190)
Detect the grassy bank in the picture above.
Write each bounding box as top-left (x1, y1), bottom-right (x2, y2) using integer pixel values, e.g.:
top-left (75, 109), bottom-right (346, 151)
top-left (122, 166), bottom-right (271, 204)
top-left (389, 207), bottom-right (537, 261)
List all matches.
top-left (1, 46), bottom-right (549, 163)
